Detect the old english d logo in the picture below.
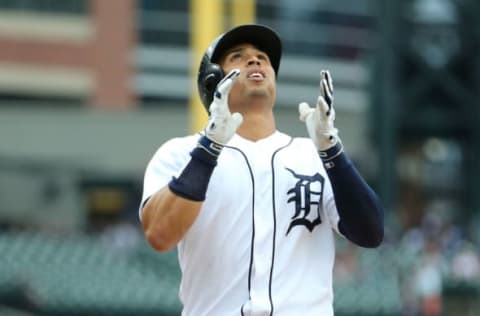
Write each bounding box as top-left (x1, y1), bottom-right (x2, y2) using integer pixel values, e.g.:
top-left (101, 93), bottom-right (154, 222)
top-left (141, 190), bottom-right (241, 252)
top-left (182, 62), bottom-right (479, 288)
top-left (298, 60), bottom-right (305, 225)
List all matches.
top-left (285, 168), bottom-right (324, 235)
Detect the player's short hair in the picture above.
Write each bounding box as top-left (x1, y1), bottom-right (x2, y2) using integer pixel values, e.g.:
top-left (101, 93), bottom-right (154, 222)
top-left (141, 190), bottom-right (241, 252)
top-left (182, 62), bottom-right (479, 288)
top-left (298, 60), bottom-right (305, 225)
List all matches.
top-left (197, 24), bottom-right (282, 110)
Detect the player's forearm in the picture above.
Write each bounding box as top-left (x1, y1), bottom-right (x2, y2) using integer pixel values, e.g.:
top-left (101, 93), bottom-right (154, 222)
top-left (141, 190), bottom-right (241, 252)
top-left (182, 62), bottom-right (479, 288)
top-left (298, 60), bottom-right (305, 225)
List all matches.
top-left (141, 187), bottom-right (202, 252)
top-left (142, 139), bottom-right (220, 252)
top-left (323, 147), bottom-right (384, 248)
top-left (299, 69), bottom-right (383, 247)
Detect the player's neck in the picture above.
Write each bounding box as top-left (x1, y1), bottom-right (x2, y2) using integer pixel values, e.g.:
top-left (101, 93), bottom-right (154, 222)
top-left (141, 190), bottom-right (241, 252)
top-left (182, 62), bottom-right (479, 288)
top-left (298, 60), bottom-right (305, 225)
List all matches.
top-left (236, 110), bottom-right (276, 142)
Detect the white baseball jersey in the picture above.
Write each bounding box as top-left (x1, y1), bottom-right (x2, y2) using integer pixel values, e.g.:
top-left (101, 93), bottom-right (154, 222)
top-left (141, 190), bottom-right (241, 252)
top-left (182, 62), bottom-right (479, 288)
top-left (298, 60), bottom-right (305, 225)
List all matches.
top-left (140, 131), bottom-right (342, 316)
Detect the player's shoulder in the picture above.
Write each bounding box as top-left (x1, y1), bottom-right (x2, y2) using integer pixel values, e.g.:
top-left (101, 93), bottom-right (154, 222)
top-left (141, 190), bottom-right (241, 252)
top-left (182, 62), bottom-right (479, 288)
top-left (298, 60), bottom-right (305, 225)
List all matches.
top-left (290, 136), bottom-right (318, 152)
top-left (153, 133), bottom-right (201, 158)
top-left (161, 133), bottom-right (201, 149)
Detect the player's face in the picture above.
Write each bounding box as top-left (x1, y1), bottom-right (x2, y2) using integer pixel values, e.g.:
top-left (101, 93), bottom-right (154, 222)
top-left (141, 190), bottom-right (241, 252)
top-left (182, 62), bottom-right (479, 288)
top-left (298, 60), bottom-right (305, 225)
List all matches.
top-left (219, 43), bottom-right (276, 109)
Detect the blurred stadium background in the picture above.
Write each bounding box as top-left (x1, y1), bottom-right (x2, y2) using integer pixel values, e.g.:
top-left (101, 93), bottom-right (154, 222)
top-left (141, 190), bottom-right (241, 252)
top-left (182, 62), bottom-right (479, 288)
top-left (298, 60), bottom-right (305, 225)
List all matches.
top-left (0, 0), bottom-right (479, 315)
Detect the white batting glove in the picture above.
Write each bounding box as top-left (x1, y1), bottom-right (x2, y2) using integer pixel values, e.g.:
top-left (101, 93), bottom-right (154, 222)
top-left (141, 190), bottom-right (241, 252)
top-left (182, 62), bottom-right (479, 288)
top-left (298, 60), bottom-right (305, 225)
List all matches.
top-left (298, 70), bottom-right (340, 151)
top-left (199, 69), bottom-right (243, 157)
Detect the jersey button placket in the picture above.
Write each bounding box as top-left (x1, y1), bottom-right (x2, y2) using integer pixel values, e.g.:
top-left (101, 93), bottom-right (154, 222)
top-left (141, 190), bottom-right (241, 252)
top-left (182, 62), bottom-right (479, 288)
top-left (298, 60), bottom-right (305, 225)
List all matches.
top-left (250, 144), bottom-right (275, 314)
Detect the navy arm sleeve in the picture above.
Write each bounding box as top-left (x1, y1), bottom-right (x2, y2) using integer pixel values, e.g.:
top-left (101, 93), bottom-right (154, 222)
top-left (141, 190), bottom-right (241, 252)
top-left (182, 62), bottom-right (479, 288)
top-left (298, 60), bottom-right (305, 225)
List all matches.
top-left (323, 146), bottom-right (384, 248)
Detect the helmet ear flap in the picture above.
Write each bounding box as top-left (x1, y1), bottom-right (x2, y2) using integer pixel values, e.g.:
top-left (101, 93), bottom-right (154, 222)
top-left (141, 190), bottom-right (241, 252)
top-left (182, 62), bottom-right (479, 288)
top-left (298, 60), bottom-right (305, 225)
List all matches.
top-left (198, 54), bottom-right (224, 111)
top-left (197, 51), bottom-right (225, 112)
top-left (203, 63), bottom-right (224, 99)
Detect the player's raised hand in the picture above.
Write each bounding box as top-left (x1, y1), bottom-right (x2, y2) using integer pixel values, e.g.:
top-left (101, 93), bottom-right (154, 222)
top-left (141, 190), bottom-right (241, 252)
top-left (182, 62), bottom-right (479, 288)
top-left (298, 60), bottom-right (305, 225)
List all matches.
top-left (298, 70), bottom-right (340, 151)
top-left (200, 69), bottom-right (243, 157)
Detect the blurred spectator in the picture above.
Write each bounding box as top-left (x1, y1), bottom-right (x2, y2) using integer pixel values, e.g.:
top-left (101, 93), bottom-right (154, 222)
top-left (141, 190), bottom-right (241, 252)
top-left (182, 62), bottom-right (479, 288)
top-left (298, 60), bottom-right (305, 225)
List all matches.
top-left (100, 218), bottom-right (142, 255)
top-left (450, 242), bottom-right (480, 281)
top-left (334, 241), bottom-right (359, 284)
top-left (413, 237), bottom-right (445, 316)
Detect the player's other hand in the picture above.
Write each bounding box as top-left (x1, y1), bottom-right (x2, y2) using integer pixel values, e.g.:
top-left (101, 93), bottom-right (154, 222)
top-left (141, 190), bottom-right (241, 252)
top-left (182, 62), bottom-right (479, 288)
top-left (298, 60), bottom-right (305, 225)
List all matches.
top-left (298, 70), bottom-right (340, 151)
top-left (205, 69), bottom-right (243, 145)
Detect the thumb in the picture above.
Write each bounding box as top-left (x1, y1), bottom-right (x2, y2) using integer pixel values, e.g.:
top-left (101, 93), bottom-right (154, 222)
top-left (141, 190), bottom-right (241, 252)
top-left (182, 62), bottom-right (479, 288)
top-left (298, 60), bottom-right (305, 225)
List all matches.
top-left (231, 112), bottom-right (244, 130)
top-left (298, 102), bottom-right (314, 122)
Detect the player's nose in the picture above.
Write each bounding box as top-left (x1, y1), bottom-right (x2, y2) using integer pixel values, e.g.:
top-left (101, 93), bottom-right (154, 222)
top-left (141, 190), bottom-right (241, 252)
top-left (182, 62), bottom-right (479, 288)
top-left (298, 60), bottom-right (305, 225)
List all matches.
top-left (247, 56), bottom-right (261, 66)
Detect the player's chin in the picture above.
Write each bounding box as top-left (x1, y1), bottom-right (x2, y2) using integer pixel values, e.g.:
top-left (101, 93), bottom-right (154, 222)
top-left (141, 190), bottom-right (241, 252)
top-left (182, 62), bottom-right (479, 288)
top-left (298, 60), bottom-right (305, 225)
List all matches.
top-left (245, 91), bottom-right (276, 107)
top-left (248, 84), bottom-right (274, 96)
top-left (246, 89), bottom-right (271, 101)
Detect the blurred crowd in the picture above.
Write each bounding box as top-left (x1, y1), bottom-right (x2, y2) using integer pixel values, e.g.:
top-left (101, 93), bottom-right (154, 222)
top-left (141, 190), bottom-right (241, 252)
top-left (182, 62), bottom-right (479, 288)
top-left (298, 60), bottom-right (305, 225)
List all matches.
top-left (334, 207), bottom-right (480, 316)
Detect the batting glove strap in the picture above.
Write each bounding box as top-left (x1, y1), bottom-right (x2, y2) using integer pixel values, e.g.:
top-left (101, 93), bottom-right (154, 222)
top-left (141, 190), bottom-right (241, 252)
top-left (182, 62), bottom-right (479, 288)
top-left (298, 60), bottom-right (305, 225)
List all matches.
top-left (197, 135), bottom-right (224, 158)
top-left (318, 142), bottom-right (344, 170)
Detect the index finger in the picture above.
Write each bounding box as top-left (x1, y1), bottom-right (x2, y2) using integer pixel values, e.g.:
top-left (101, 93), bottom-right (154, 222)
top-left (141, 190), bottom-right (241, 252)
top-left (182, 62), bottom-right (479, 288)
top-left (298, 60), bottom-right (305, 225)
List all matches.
top-left (215, 69), bottom-right (240, 100)
top-left (321, 70), bottom-right (333, 93)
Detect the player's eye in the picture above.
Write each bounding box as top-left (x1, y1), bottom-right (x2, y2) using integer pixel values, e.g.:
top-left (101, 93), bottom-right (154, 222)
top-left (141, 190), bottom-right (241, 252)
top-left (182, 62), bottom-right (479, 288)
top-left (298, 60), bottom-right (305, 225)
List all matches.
top-left (229, 53), bottom-right (242, 62)
top-left (258, 53), bottom-right (268, 61)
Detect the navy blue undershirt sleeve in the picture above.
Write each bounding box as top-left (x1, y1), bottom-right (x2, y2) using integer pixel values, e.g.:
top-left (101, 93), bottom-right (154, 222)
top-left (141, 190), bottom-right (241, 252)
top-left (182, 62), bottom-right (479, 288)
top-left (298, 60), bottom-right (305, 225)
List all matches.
top-left (321, 145), bottom-right (384, 248)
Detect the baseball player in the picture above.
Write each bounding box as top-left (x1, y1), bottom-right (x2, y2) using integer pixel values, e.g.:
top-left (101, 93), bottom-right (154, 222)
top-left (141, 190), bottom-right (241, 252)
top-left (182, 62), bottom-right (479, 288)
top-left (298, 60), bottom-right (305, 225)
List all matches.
top-left (140, 24), bottom-right (383, 316)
